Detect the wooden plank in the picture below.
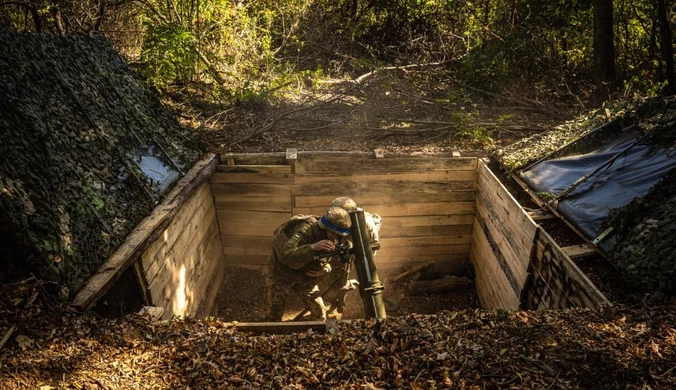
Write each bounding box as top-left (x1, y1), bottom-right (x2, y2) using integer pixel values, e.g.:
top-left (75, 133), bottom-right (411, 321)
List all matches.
top-left (214, 195), bottom-right (292, 212)
top-left (221, 152), bottom-right (287, 165)
top-left (477, 164), bottom-right (537, 254)
top-left (234, 321), bottom-right (326, 335)
top-left (71, 154), bottom-right (219, 311)
top-left (371, 202), bottom-right (476, 217)
top-left (209, 172), bottom-right (293, 184)
top-left (471, 244), bottom-right (499, 309)
top-left (142, 183), bottom-right (212, 268)
top-left (293, 180), bottom-right (474, 196)
top-left (160, 228), bottom-right (222, 319)
top-left (521, 228), bottom-right (609, 309)
top-left (211, 183), bottom-right (291, 197)
top-left (152, 219), bottom-right (220, 311)
top-left (172, 220), bottom-right (223, 317)
top-left (379, 224), bottom-right (473, 237)
top-left (142, 184), bottom-right (213, 279)
top-left (147, 204), bottom-right (218, 296)
top-left (218, 220), bottom-right (282, 236)
top-left (294, 192), bottom-right (476, 207)
top-left (527, 209), bottom-right (556, 221)
top-left (143, 191), bottom-right (214, 283)
top-left (469, 219), bottom-right (520, 310)
top-left (377, 243), bottom-right (470, 257)
top-left (383, 214), bottom-right (475, 227)
top-left (294, 202), bottom-right (475, 218)
top-left (220, 235), bottom-right (272, 249)
top-left (186, 222), bottom-right (225, 316)
top-left (217, 165), bottom-right (292, 174)
top-left (195, 246), bottom-right (226, 318)
top-left (132, 259), bottom-right (151, 306)
top-left (561, 243), bottom-right (597, 259)
top-left (217, 210), bottom-right (291, 225)
top-left (476, 192), bottom-right (533, 265)
top-left (295, 156), bottom-right (478, 174)
top-left (474, 203), bottom-right (526, 295)
top-left (380, 242), bottom-right (470, 257)
top-left (378, 235), bottom-right (472, 247)
top-left (293, 171), bottom-right (477, 184)
top-left (375, 254), bottom-right (468, 268)
top-left (223, 246), bottom-right (271, 256)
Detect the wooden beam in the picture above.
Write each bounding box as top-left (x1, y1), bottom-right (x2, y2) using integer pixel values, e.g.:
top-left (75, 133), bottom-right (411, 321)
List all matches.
top-left (234, 321), bottom-right (326, 335)
top-left (561, 243), bottom-right (597, 259)
top-left (71, 154), bottom-right (219, 312)
top-left (527, 209), bottom-right (556, 221)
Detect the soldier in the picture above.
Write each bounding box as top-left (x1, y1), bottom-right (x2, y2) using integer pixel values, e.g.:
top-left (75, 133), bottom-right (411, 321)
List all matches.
top-left (264, 206), bottom-right (352, 321)
top-left (320, 197), bottom-right (383, 315)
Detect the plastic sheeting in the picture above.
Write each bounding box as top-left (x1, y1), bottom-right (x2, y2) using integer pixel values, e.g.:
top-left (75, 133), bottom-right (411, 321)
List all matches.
top-left (520, 123), bottom-right (676, 251)
top-left (129, 145), bottom-right (182, 196)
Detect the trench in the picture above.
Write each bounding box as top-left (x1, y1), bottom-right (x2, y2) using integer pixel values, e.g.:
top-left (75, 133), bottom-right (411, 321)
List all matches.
top-left (73, 151), bottom-right (609, 325)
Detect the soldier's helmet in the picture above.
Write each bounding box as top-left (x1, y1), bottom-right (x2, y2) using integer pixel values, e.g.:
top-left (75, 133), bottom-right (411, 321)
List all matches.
top-left (331, 196), bottom-right (358, 212)
top-left (319, 206), bottom-right (352, 236)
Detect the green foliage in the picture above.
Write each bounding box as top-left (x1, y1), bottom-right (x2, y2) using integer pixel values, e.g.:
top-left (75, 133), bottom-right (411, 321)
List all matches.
top-left (1, 0), bottom-right (675, 99)
top-left (536, 192), bottom-right (557, 202)
top-left (140, 23), bottom-right (198, 87)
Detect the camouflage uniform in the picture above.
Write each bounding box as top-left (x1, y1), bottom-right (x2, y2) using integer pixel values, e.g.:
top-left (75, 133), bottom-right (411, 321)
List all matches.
top-left (321, 210), bottom-right (382, 311)
top-left (265, 215), bottom-right (331, 321)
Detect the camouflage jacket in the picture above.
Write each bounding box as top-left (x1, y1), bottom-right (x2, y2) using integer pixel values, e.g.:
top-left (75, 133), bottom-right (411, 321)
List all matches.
top-left (269, 215), bottom-right (329, 281)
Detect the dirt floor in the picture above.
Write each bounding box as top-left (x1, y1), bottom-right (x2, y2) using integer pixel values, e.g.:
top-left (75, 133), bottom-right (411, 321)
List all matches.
top-left (216, 265), bottom-right (479, 322)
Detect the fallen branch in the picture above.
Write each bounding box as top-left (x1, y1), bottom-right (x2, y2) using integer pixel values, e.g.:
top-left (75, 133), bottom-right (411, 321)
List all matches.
top-left (519, 354), bottom-right (557, 377)
top-left (0, 325), bottom-right (17, 351)
top-left (351, 60), bottom-right (454, 85)
top-left (87, 374), bottom-right (111, 390)
top-left (392, 263), bottom-right (431, 282)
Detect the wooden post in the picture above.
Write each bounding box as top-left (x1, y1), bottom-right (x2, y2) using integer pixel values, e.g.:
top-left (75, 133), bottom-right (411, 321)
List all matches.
top-left (286, 148), bottom-right (298, 173)
top-left (223, 154), bottom-right (236, 166)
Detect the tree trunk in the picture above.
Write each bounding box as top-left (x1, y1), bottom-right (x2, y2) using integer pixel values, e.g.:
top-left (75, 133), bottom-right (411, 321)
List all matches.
top-left (50, 4), bottom-right (65, 35)
top-left (408, 276), bottom-right (472, 296)
top-left (593, 0), bottom-right (616, 88)
top-left (656, 0), bottom-right (675, 95)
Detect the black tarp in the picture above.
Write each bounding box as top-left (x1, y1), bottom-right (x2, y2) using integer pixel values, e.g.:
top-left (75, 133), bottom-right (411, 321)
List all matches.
top-left (520, 122), bottom-right (676, 251)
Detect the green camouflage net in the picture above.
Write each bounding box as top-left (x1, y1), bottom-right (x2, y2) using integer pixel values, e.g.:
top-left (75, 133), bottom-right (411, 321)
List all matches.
top-left (0, 33), bottom-right (202, 293)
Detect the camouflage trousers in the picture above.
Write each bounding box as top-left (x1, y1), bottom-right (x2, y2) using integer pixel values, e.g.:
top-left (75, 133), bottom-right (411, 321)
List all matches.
top-left (264, 271), bottom-right (326, 321)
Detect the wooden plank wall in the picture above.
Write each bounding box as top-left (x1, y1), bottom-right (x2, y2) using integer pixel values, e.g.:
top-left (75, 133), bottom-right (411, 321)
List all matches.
top-left (210, 152), bottom-right (478, 273)
top-left (520, 228), bottom-right (609, 309)
top-left (470, 160), bottom-right (538, 310)
top-left (140, 182), bottom-right (225, 319)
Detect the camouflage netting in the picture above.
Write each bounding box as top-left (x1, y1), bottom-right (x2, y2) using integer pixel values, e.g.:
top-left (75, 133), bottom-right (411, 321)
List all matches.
top-left (605, 96), bottom-right (676, 294)
top-left (495, 100), bottom-right (639, 171)
top-left (0, 33), bottom-right (202, 294)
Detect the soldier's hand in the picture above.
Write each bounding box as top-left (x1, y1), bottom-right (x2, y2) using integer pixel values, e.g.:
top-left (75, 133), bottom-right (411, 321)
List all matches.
top-left (306, 262), bottom-right (331, 277)
top-left (311, 240), bottom-right (335, 252)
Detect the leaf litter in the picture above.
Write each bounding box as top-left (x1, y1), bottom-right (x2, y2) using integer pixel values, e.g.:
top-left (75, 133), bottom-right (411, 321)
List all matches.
top-left (1, 278), bottom-right (675, 389)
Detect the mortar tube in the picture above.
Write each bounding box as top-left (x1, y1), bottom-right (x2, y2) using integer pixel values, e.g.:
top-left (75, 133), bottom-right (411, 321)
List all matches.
top-left (349, 209), bottom-right (386, 319)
